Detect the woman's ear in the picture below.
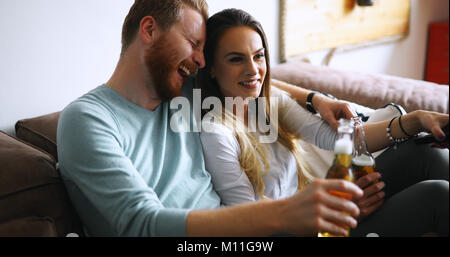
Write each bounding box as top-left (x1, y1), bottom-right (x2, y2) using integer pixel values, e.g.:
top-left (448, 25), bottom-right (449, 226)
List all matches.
top-left (139, 16), bottom-right (158, 44)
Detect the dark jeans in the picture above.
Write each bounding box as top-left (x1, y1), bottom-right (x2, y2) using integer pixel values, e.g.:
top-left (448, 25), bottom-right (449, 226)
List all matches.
top-left (351, 140), bottom-right (449, 237)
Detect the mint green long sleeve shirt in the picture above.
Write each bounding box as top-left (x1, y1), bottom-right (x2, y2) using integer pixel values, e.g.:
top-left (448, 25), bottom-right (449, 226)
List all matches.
top-left (57, 79), bottom-right (221, 236)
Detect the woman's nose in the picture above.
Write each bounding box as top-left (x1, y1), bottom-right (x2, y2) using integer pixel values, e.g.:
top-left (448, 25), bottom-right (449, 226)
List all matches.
top-left (246, 60), bottom-right (258, 75)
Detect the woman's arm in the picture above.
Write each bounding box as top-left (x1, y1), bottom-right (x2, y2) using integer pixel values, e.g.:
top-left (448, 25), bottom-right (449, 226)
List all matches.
top-left (200, 121), bottom-right (257, 206)
top-left (271, 80), bottom-right (310, 109)
top-left (363, 110), bottom-right (449, 153)
top-left (272, 80), bottom-right (356, 131)
top-left (273, 87), bottom-right (337, 151)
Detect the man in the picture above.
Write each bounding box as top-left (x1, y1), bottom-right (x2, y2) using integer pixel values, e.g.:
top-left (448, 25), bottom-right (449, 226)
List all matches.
top-left (57, 0), bottom-right (362, 237)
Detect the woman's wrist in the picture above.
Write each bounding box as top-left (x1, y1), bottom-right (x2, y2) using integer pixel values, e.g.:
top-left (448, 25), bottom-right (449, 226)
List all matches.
top-left (405, 111), bottom-right (423, 136)
top-left (306, 92), bottom-right (318, 114)
top-left (311, 93), bottom-right (328, 113)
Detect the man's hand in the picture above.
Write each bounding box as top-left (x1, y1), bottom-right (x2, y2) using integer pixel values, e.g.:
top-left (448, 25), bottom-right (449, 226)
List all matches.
top-left (279, 179), bottom-right (363, 236)
top-left (313, 94), bottom-right (356, 131)
top-left (354, 172), bottom-right (385, 221)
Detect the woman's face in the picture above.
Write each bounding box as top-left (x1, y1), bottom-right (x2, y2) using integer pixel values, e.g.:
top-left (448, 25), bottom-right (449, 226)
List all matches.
top-left (211, 26), bottom-right (267, 101)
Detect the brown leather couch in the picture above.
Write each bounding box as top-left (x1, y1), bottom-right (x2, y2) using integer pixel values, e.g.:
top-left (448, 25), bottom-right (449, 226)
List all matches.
top-left (0, 61), bottom-right (447, 237)
top-left (0, 113), bottom-right (83, 237)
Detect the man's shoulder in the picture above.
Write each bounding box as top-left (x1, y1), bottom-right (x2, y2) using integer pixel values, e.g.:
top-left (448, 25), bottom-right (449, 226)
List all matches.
top-left (64, 85), bottom-right (117, 113)
top-left (59, 85), bottom-right (120, 130)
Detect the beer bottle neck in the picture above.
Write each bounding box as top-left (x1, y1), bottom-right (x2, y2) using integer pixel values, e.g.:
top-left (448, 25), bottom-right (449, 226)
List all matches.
top-left (352, 117), bottom-right (372, 157)
top-left (333, 153), bottom-right (352, 168)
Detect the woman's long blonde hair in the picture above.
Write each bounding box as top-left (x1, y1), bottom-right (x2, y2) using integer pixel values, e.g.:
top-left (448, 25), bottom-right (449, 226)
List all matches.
top-left (196, 8), bottom-right (314, 199)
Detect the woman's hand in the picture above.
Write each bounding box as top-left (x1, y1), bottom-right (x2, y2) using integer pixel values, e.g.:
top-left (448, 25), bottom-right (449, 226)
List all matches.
top-left (279, 179), bottom-right (363, 236)
top-left (414, 110), bottom-right (449, 148)
top-left (354, 172), bottom-right (385, 221)
top-left (313, 94), bottom-right (357, 131)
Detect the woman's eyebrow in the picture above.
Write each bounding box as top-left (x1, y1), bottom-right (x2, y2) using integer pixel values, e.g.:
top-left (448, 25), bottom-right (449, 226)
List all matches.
top-left (254, 48), bottom-right (265, 53)
top-left (224, 48), bottom-right (265, 58)
top-left (224, 52), bottom-right (245, 58)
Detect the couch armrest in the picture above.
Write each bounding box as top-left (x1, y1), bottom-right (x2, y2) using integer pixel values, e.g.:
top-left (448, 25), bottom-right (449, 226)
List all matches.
top-left (0, 131), bottom-right (84, 237)
top-left (0, 216), bottom-right (58, 237)
top-left (272, 61), bottom-right (449, 114)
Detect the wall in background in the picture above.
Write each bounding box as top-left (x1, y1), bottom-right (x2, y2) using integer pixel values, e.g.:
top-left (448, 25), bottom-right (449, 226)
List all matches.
top-left (303, 0), bottom-right (449, 79)
top-left (0, 0), bottom-right (134, 135)
top-left (0, 0), bottom-right (448, 135)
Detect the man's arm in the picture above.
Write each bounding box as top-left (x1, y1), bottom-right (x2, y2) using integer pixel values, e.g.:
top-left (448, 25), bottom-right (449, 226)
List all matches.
top-left (272, 79), bottom-right (356, 131)
top-left (57, 102), bottom-right (188, 237)
top-left (186, 179), bottom-right (363, 237)
top-left (187, 200), bottom-right (281, 236)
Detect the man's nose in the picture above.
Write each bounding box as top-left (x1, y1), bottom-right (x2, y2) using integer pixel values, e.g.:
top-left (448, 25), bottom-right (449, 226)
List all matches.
top-left (193, 49), bottom-right (205, 69)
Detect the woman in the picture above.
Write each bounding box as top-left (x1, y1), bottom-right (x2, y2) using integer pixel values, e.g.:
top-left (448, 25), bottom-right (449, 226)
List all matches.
top-left (196, 8), bottom-right (449, 236)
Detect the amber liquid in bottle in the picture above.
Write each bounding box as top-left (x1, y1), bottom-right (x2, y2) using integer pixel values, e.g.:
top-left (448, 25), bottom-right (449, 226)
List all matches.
top-left (318, 154), bottom-right (354, 237)
top-left (352, 156), bottom-right (377, 183)
top-left (318, 119), bottom-right (355, 237)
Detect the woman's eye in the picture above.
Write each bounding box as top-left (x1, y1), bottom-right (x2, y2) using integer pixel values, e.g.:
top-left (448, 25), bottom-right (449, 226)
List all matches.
top-left (229, 57), bottom-right (242, 63)
top-left (255, 53), bottom-right (265, 60)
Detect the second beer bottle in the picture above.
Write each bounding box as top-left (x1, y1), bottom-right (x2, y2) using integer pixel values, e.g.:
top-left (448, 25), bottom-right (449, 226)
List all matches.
top-left (352, 116), bottom-right (378, 184)
top-left (318, 118), bottom-right (355, 237)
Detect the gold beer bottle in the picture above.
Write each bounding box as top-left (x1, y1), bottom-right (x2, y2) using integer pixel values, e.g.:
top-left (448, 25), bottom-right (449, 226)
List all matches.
top-left (351, 117), bottom-right (377, 183)
top-left (318, 119), bottom-right (355, 237)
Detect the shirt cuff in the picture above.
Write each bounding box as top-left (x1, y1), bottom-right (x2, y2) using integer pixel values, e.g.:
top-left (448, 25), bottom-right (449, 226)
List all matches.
top-left (154, 208), bottom-right (189, 237)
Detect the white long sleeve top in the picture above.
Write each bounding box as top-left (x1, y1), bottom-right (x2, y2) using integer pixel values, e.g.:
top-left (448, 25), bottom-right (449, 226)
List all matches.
top-left (200, 88), bottom-right (338, 206)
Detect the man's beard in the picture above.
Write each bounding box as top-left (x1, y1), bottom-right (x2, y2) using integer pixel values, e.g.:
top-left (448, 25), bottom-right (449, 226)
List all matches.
top-left (144, 35), bottom-right (184, 101)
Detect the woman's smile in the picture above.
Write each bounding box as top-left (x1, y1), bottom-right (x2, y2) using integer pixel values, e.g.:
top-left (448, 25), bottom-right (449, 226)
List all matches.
top-left (238, 78), bottom-right (261, 89)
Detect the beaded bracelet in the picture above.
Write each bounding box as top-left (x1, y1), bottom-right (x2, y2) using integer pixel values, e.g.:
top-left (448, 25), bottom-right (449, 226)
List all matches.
top-left (386, 116), bottom-right (409, 150)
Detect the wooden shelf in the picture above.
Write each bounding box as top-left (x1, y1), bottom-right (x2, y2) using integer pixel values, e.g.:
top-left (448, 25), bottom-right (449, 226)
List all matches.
top-left (280, 0), bottom-right (411, 62)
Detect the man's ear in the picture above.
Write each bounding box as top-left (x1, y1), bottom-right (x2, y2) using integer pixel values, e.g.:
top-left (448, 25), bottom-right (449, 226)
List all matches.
top-left (139, 16), bottom-right (158, 44)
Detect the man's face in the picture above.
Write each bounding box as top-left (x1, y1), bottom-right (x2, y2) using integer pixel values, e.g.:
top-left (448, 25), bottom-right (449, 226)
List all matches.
top-left (145, 7), bottom-right (206, 101)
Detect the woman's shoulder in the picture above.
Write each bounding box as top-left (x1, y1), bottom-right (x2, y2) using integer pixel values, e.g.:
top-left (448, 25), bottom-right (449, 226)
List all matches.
top-left (201, 119), bottom-right (233, 135)
top-left (200, 119), bottom-right (238, 145)
top-left (200, 119), bottom-right (241, 156)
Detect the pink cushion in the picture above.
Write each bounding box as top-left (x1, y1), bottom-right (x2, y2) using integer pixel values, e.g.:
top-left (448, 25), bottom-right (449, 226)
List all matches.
top-left (272, 61), bottom-right (449, 114)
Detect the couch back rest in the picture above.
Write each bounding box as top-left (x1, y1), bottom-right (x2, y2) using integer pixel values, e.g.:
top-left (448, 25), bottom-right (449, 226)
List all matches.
top-left (272, 61), bottom-right (449, 114)
top-left (15, 112), bottom-right (60, 161)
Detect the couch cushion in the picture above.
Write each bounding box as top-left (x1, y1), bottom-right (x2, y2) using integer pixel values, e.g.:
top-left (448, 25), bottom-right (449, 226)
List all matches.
top-left (0, 131), bottom-right (83, 237)
top-left (0, 216), bottom-right (57, 237)
top-left (272, 61), bottom-right (449, 114)
top-left (15, 112), bottom-right (60, 160)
